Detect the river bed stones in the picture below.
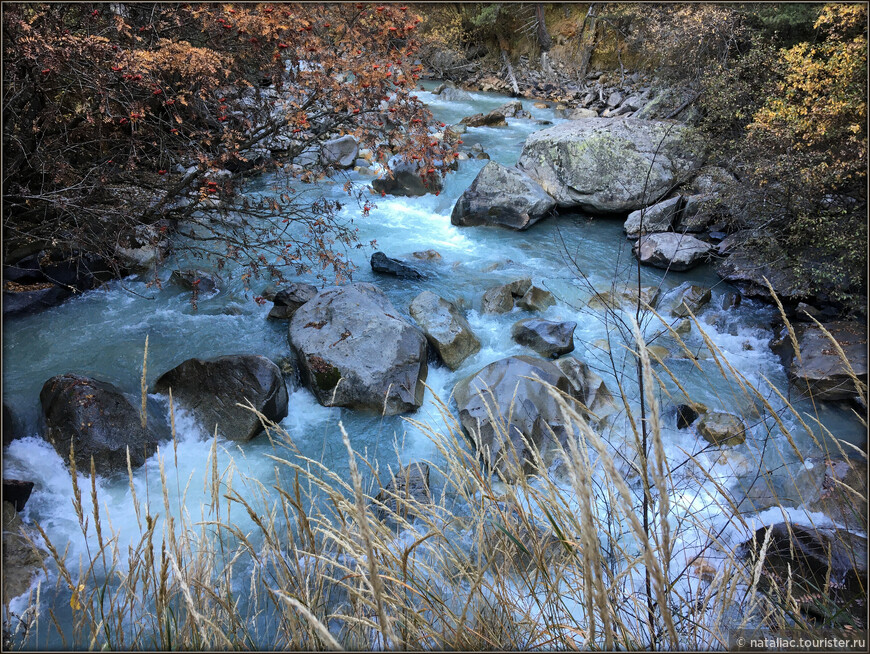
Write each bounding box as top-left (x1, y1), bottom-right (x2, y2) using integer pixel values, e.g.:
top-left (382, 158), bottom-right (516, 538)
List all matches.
top-left (40, 374), bottom-right (166, 475)
top-left (153, 355), bottom-right (288, 441)
top-left (453, 355), bottom-right (583, 481)
top-left (409, 291), bottom-right (480, 370)
top-left (451, 162), bottom-right (556, 230)
top-left (289, 283), bottom-right (428, 415)
top-left (587, 284), bottom-right (661, 311)
top-left (511, 319), bottom-right (576, 358)
top-left (517, 118), bottom-right (701, 214)
top-left (481, 278), bottom-right (532, 314)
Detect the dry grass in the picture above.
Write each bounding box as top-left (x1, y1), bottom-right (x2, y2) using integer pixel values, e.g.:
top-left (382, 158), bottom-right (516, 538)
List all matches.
top-left (4, 307), bottom-right (866, 650)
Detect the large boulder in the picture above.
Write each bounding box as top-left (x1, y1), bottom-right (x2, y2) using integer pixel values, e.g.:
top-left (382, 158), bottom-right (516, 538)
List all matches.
top-left (372, 155), bottom-right (443, 197)
top-left (494, 100), bottom-right (529, 118)
top-left (409, 291), bottom-right (480, 370)
top-left (676, 194), bottom-right (722, 233)
top-left (289, 283), bottom-right (428, 414)
top-left (789, 322), bottom-right (867, 402)
top-left (517, 118), bottom-right (701, 214)
top-left (740, 523), bottom-right (867, 627)
top-left (267, 282), bottom-right (318, 321)
top-left (453, 356), bottom-right (583, 480)
top-left (451, 162), bottom-right (556, 230)
top-left (153, 355), bottom-right (288, 441)
top-left (554, 357), bottom-right (619, 430)
top-left (40, 374), bottom-right (166, 475)
top-left (634, 232), bottom-right (712, 271)
top-left (320, 135), bottom-right (359, 169)
top-left (806, 458), bottom-right (868, 531)
top-left (715, 240), bottom-right (811, 304)
top-left (370, 252), bottom-right (424, 279)
top-left (511, 319), bottom-right (576, 358)
top-left (624, 196), bottom-right (683, 238)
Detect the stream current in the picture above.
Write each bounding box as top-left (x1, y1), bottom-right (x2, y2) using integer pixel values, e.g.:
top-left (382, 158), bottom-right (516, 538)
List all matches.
top-left (3, 82), bottom-right (865, 646)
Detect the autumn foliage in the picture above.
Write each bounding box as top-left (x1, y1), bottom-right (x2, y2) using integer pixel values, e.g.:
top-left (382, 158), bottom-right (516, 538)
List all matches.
top-left (3, 3), bottom-right (453, 284)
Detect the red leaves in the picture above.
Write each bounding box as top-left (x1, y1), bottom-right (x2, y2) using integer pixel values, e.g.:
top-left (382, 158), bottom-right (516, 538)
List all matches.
top-left (119, 117), bottom-right (128, 124)
top-left (400, 6), bottom-right (408, 11)
top-left (278, 43), bottom-right (288, 49)
top-left (152, 88), bottom-right (162, 95)
top-left (111, 65), bottom-right (123, 72)
top-left (41, 68), bottom-right (50, 75)
top-left (158, 169), bottom-right (166, 175)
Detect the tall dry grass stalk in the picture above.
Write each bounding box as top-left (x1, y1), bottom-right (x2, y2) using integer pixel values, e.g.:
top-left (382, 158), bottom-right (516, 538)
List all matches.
top-left (6, 305), bottom-right (866, 650)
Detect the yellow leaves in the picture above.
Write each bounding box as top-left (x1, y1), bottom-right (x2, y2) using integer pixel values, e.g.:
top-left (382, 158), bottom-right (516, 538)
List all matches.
top-left (69, 583), bottom-right (85, 611)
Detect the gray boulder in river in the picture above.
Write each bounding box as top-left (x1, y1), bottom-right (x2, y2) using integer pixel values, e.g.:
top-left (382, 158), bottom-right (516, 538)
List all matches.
top-left (451, 161), bottom-right (556, 230)
top-left (289, 283), bottom-right (428, 414)
top-left (634, 232), bottom-right (712, 271)
top-left (453, 355), bottom-right (583, 481)
top-left (517, 118), bottom-right (701, 213)
top-left (40, 374), bottom-right (166, 475)
top-left (372, 154), bottom-right (443, 197)
top-left (789, 321), bottom-right (867, 402)
top-left (511, 318), bottom-right (576, 358)
top-left (267, 282), bottom-right (318, 321)
top-left (153, 355), bottom-right (288, 441)
top-left (409, 291), bottom-right (480, 370)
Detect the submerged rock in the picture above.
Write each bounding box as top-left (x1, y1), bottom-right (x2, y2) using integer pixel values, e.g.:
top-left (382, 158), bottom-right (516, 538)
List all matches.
top-left (511, 319), bottom-right (576, 358)
top-left (451, 162), bottom-right (556, 230)
top-left (374, 462), bottom-right (432, 521)
top-left (587, 284), bottom-right (661, 311)
top-left (170, 269), bottom-right (219, 295)
top-left (409, 291), bottom-right (480, 370)
top-left (40, 374), bottom-right (166, 475)
top-left (153, 355), bottom-right (288, 441)
top-left (289, 283), bottom-right (428, 414)
top-left (697, 411), bottom-right (745, 446)
top-left (517, 118), bottom-right (701, 213)
top-left (554, 357), bottom-right (619, 430)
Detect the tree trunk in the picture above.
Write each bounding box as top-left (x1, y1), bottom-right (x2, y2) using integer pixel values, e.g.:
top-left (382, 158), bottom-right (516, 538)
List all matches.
top-left (578, 4), bottom-right (599, 79)
top-left (497, 34), bottom-right (520, 96)
top-left (535, 4), bottom-right (552, 52)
